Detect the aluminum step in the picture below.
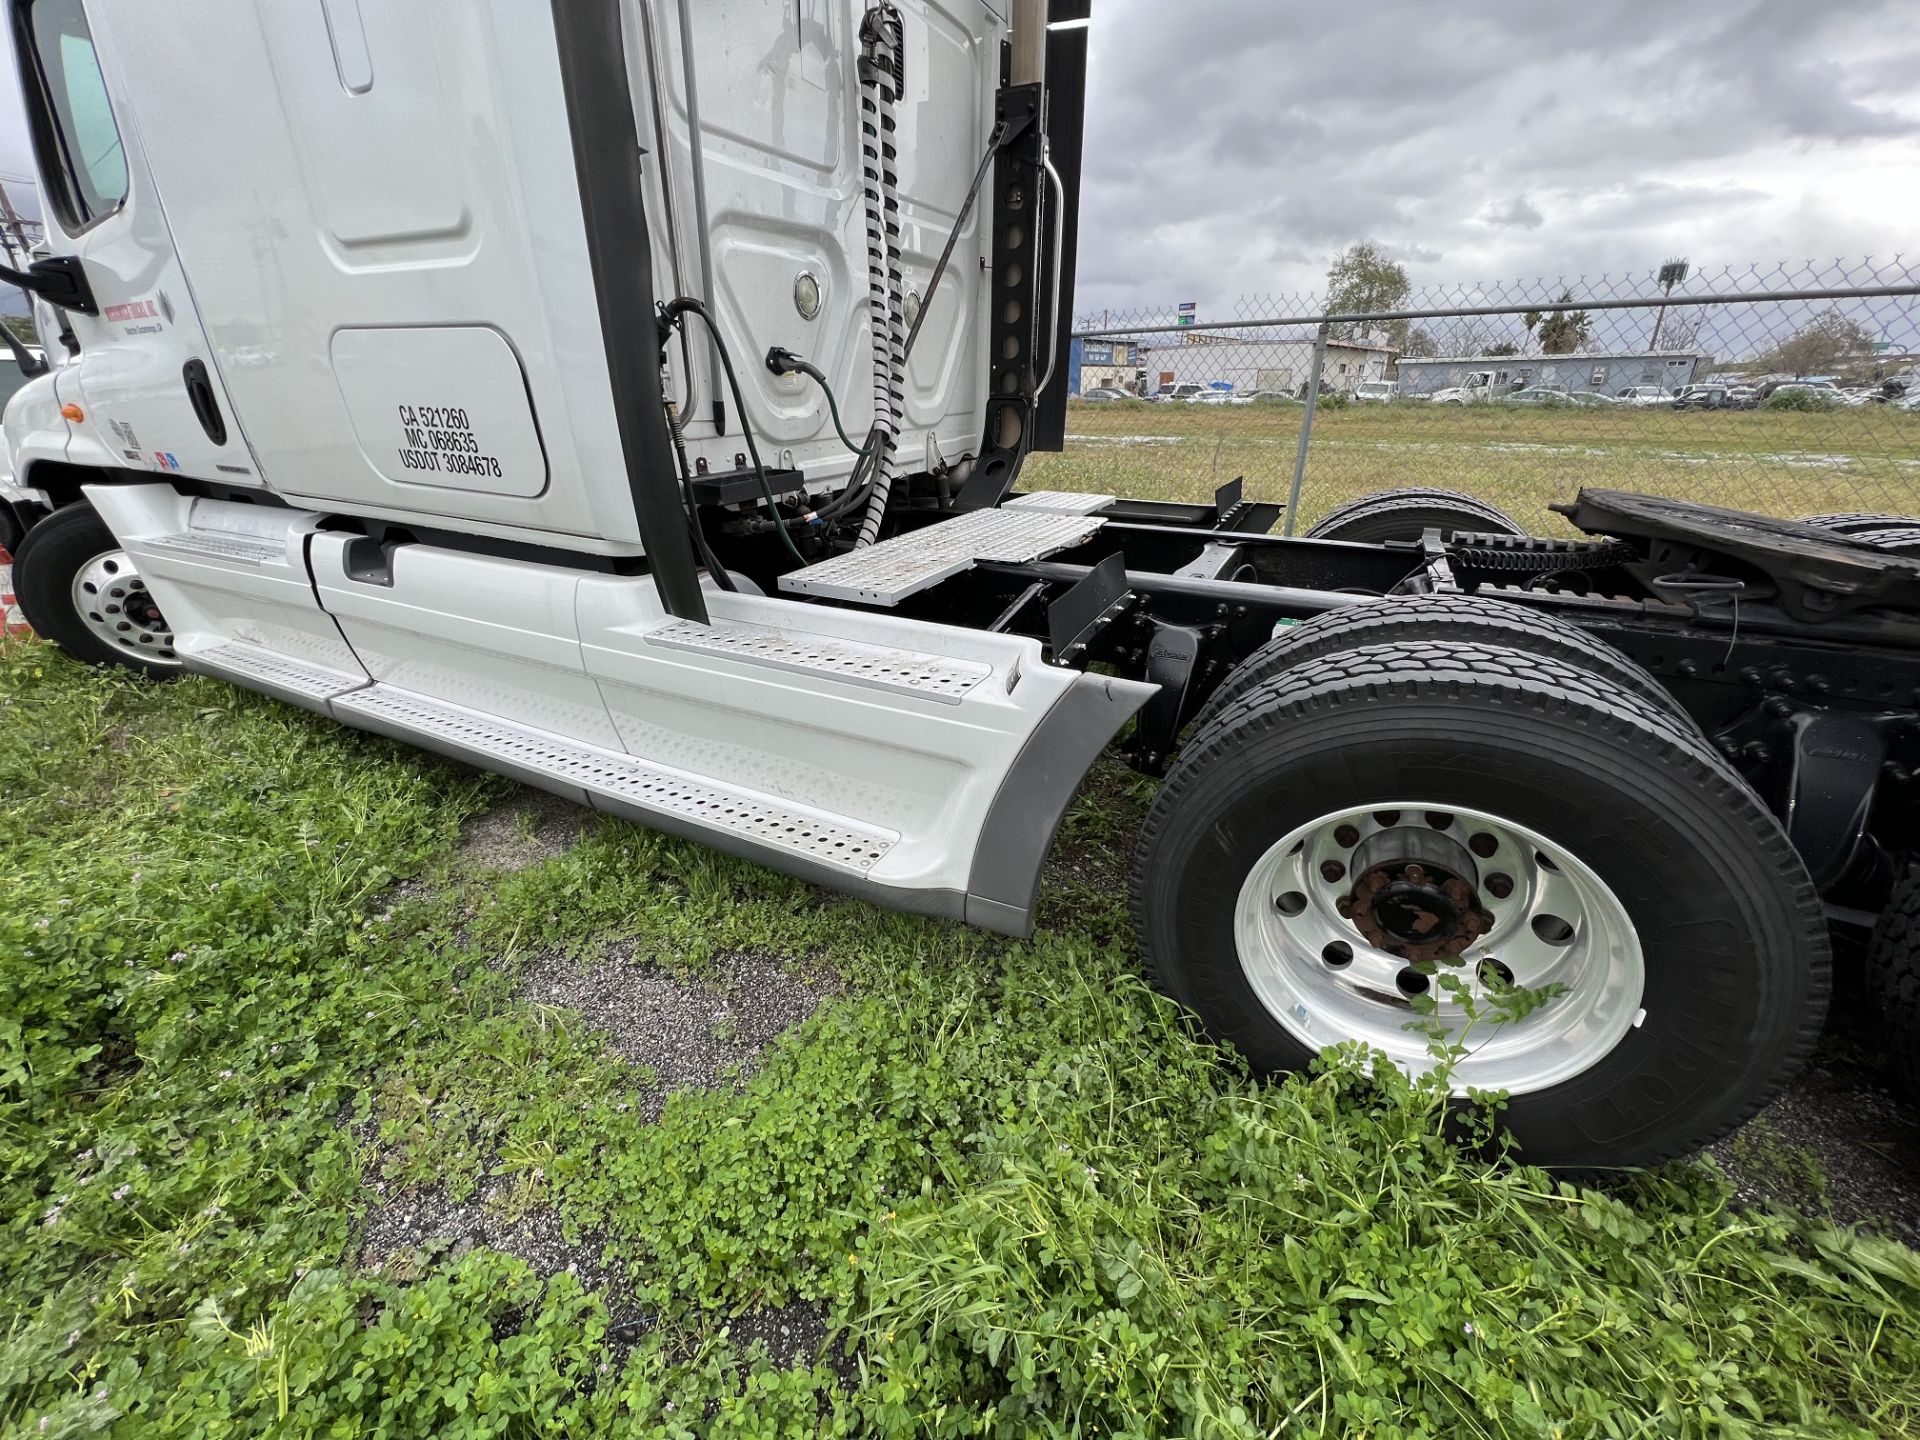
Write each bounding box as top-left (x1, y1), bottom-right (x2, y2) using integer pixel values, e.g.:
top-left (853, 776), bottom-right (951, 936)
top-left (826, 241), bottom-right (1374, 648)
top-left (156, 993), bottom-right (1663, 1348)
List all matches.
top-left (189, 640), bottom-right (370, 711)
top-left (645, 618), bottom-right (990, 704)
top-left (1004, 490), bottom-right (1115, 516)
top-left (145, 530), bottom-right (288, 565)
top-left (778, 508), bottom-right (1106, 606)
top-left (331, 684), bottom-right (899, 876)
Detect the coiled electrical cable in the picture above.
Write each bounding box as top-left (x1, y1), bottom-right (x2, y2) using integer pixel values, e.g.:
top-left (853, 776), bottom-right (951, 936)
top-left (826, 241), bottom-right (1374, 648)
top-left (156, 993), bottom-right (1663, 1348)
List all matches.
top-left (853, 3), bottom-right (907, 549)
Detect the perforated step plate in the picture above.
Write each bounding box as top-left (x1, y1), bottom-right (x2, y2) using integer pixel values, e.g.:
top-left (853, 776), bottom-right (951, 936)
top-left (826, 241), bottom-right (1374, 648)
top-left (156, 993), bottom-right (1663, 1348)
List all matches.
top-left (144, 531), bottom-right (288, 565)
top-left (332, 685), bottom-right (899, 876)
top-left (1004, 490), bottom-right (1115, 516)
top-left (189, 640), bottom-right (369, 710)
top-left (779, 507), bottom-right (1106, 606)
top-left (645, 619), bottom-right (990, 704)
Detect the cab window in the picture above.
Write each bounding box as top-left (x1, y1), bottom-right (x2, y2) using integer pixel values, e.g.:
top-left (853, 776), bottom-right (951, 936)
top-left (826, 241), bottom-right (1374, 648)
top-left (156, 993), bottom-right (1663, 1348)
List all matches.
top-left (20, 0), bottom-right (128, 229)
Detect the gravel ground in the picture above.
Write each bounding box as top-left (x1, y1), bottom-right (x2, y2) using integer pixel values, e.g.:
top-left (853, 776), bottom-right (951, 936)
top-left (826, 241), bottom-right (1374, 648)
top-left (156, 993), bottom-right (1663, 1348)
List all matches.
top-left (355, 789), bottom-right (845, 1362)
top-left (359, 1178), bottom-right (639, 1316)
top-left (1707, 954), bottom-right (1920, 1245)
top-left (518, 945), bottom-right (841, 1116)
top-left (458, 787), bottom-right (594, 872)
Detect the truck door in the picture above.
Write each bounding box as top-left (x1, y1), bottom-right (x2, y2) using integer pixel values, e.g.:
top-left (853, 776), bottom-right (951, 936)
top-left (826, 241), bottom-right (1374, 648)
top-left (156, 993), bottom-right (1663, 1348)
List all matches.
top-left (76, 0), bottom-right (646, 549)
top-left (12, 0), bottom-right (251, 487)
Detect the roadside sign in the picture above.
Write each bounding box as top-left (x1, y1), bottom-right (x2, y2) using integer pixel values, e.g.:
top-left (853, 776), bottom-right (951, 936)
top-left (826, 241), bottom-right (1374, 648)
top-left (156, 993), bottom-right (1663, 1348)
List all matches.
top-left (1178, 301), bottom-right (1195, 328)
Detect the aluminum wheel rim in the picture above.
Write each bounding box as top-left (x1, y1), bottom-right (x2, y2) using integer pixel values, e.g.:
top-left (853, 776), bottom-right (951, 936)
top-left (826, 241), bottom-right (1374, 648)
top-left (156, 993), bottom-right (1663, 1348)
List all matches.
top-left (1233, 802), bottom-right (1644, 1094)
top-left (71, 550), bottom-right (180, 666)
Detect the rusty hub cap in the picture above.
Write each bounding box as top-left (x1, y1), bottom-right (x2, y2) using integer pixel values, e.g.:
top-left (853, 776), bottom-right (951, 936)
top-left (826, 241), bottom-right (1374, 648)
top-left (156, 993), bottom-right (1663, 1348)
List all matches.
top-left (1345, 827), bottom-right (1492, 962)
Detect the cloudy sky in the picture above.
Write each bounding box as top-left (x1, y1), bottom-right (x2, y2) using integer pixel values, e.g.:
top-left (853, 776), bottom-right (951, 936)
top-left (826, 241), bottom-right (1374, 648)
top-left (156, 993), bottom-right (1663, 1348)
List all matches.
top-left (1073, 0), bottom-right (1920, 325)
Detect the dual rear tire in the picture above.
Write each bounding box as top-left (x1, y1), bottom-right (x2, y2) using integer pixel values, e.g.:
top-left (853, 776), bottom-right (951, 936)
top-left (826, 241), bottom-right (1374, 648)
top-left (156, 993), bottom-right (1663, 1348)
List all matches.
top-left (1132, 603), bottom-right (1830, 1169)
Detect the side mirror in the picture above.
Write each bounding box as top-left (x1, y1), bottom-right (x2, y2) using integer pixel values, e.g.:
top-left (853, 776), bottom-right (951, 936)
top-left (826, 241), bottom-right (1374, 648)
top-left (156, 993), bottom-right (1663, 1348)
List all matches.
top-left (0, 322), bottom-right (46, 378)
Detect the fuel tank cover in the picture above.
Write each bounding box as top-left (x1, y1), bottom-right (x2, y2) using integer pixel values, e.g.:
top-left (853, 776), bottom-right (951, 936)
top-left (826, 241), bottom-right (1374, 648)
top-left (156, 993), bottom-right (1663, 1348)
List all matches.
top-left (330, 326), bottom-right (549, 499)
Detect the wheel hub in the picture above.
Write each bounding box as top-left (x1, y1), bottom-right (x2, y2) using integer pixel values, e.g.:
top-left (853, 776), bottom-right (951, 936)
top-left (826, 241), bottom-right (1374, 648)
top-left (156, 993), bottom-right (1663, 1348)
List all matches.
top-left (1231, 802), bottom-right (1646, 1096)
top-left (71, 550), bottom-right (179, 665)
top-left (1343, 827), bottom-right (1491, 961)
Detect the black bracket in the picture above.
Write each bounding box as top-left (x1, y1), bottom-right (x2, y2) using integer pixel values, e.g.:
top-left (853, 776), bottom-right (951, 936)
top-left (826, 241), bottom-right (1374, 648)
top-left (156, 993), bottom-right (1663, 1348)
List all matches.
top-left (1213, 476), bottom-right (1244, 527)
top-left (1047, 550), bottom-right (1130, 664)
top-left (0, 255), bottom-right (98, 316)
top-left (1782, 710), bottom-right (1892, 890)
top-left (1129, 622), bottom-right (1204, 775)
top-left (954, 81), bottom-right (1045, 512)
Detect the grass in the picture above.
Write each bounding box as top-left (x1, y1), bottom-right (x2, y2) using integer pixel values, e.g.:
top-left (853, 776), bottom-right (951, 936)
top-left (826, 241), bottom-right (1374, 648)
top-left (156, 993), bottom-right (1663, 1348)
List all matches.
top-left (4, 637), bottom-right (1920, 1437)
top-left (1028, 398), bottom-right (1920, 533)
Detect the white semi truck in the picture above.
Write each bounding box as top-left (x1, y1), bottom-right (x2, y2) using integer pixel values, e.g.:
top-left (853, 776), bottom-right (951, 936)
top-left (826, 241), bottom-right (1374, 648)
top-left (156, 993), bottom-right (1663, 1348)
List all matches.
top-left (7, 0), bottom-right (1918, 1169)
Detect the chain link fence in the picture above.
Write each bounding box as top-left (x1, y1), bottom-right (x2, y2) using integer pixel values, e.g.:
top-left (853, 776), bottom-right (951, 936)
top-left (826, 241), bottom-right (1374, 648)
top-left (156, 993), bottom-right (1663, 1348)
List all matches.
top-left (1033, 258), bottom-right (1920, 535)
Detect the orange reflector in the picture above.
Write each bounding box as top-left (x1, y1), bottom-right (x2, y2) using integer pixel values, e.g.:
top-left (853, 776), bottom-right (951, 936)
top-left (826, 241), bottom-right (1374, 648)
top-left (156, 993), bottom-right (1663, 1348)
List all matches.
top-left (60, 403), bottom-right (84, 422)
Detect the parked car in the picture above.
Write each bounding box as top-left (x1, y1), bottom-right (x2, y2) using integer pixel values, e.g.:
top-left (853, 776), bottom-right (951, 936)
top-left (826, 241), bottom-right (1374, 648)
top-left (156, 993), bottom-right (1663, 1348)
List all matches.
top-left (1352, 380), bottom-right (1396, 403)
top-left (1753, 378), bottom-right (1838, 403)
top-left (1615, 386), bottom-right (1676, 406)
top-left (1502, 386), bottom-right (1574, 407)
top-left (1427, 385), bottom-right (1490, 405)
top-left (1672, 385), bottom-right (1731, 411)
top-left (1149, 382), bottom-right (1207, 403)
top-left (1079, 386), bottom-right (1133, 402)
top-left (1242, 390), bottom-right (1298, 404)
top-left (1566, 390), bottom-right (1619, 407)
top-left (1759, 380), bottom-right (1841, 410)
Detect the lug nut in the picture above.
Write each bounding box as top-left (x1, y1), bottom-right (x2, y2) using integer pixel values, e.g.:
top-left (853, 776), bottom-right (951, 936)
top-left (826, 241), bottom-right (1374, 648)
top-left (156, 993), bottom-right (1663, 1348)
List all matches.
top-left (1404, 863), bottom-right (1428, 884)
top-left (1485, 873), bottom-right (1514, 900)
top-left (1320, 860), bottom-right (1346, 883)
top-left (1334, 824), bottom-right (1360, 847)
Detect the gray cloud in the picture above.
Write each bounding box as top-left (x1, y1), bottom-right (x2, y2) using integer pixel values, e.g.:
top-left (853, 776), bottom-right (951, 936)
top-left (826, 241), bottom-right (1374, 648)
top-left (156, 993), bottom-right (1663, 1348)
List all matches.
top-left (1073, 0), bottom-right (1920, 319)
top-left (1483, 196), bottom-right (1544, 230)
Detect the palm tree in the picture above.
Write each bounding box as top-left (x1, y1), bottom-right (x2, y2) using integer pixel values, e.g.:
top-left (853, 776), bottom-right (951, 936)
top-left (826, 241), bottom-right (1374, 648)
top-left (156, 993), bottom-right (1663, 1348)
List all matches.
top-left (1651, 258), bottom-right (1689, 351)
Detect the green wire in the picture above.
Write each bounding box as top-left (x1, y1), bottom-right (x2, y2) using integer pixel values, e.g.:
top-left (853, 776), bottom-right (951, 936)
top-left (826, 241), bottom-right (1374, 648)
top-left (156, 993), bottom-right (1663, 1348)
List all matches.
top-left (815, 372), bottom-right (872, 458)
top-left (680, 303), bottom-right (807, 565)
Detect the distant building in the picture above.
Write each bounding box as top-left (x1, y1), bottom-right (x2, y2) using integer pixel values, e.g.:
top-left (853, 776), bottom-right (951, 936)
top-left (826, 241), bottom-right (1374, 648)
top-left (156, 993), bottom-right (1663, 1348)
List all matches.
top-left (1395, 350), bottom-right (1709, 398)
top-left (1068, 337), bottom-right (1148, 395)
top-left (1137, 332), bottom-right (1397, 396)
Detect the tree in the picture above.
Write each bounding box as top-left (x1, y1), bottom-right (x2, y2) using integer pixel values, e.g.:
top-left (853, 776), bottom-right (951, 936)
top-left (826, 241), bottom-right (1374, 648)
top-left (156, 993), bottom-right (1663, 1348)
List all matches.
top-left (1402, 326), bottom-right (1439, 358)
top-left (1325, 241), bottom-right (1411, 347)
top-left (1757, 308), bottom-right (1877, 377)
top-left (1650, 257), bottom-right (1689, 351)
top-left (1536, 291), bottom-right (1591, 355)
top-left (1485, 341), bottom-right (1521, 357)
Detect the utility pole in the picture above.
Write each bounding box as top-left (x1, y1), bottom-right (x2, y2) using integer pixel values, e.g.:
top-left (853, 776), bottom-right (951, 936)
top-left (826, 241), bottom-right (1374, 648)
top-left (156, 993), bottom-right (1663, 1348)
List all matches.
top-left (0, 181), bottom-right (33, 266)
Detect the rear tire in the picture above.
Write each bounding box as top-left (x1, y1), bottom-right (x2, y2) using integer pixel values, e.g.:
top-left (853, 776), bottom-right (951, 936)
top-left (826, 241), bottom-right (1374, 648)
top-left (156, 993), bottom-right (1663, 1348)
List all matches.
top-left (13, 504), bottom-right (182, 677)
top-left (1185, 593), bottom-right (1695, 744)
top-left (1307, 487), bottom-right (1525, 544)
top-left (1866, 860), bottom-right (1920, 1104)
top-left (1133, 641), bottom-right (1829, 1170)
